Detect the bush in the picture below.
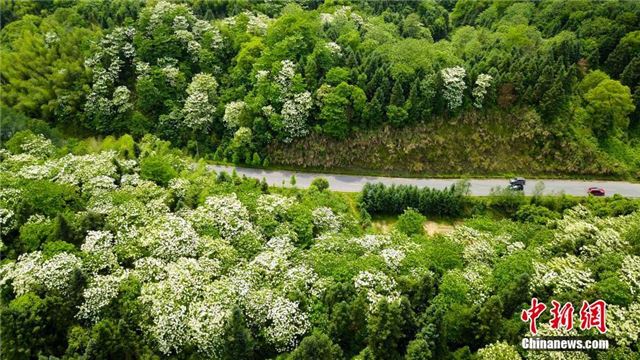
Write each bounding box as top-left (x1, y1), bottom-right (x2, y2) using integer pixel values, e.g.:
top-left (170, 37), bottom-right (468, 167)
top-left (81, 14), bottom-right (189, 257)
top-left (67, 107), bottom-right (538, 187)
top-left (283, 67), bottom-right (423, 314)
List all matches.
top-left (18, 220), bottom-right (54, 253)
top-left (311, 177), bottom-right (330, 192)
top-left (287, 331), bottom-right (343, 360)
top-left (488, 187), bottom-right (526, 216)
top-left (140, 155), bottom-right (178, 186)
top-left (13, 181), bottom-right (82, 224)
top-left (395, 208), bottom-right (426, 236)
top-left (513, 204), bottom-right (560, 225)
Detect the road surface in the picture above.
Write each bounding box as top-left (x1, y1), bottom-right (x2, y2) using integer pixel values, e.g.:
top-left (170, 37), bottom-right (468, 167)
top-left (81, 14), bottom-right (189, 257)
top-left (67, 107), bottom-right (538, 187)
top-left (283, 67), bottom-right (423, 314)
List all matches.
top-left (207, 165), bottom-right (640, 197)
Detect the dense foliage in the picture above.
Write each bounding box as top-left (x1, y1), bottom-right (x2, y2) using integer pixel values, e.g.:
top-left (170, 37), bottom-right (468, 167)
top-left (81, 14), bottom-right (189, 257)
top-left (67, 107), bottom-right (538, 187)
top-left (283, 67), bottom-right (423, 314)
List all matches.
top-left (1, 130), bottom-right (640, 359)
top-left (1, 0), bottom-right (639, 176)
top-left (360, 183), bottom-right (467, 218)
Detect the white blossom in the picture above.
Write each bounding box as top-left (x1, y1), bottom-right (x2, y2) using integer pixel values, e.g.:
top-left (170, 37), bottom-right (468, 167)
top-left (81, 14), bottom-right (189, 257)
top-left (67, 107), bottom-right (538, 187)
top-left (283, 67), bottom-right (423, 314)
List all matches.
top-left (18, 133), bottom-right (55, 158)
top-left (441, 66), bottom-right (466, 110)
top-left (349, 234), bottom-right (391, 253)
top-left (161, 64), bottom-right (181, 86)
top-left (140, 214), bottom-right (199, 260)
top-left (354, 270), bottom-right (400, 310)
top-left (112, 86), bottom-right (133, 113)
top-left (246, 12), bottom-right (270, 35)
top-left (256, 70), bottom-right (269, 82)
top-left (530, 255), bottom-right (594, 293)
top-left (606, 303), bottom-right (640, 347)
top-left (184, 193), bottom-right (258, 240)
top-left (183, 73), bottom-right (218, 130)
top-left (477, 341), bottom-right (521, 360)
top-left (381, 248), bottom-right (406, 269)
top-left (4, 252), bottom-right (82, 296)
top-left (506, 241), bottom-right (526, 254)
top-left (0, 208), bottom-right (15, 236)
top-left (463, 239), bottom-right (496, 265)
top-left (44, 31), bottom-right (59, 47)
top-left (245, 289), bottom-right (310, 351)
top-left (222, 101), bottom-right (247, 129)
top-left (325, 41), bottom-right (342, 55)
top-left (281, 91), bottom-right (312, 142)
top-left (472, 73), bottom-right (493, 108)
top-left (255, 194), bottom-right (294, 218)
top-left (312, 206), bottom-right (341, 234)
top-left (621, 255), bottom-right (640, 296)
top-left (276, 60), bottom-right (296, 92)
top-left (168, 178), bottom-right (190, 199)
top-left (77, 272), bottom-right (128, 322)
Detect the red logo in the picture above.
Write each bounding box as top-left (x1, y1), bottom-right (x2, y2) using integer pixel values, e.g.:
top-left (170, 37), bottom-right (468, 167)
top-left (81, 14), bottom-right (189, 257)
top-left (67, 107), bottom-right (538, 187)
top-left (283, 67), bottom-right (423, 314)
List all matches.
top-left (522, 299), bottom-right (607, 335)
top-left (579, 300), bottom-right (607, 334)
top-left (521, 298), bottom-right (547, 334)
top-left (550, 300), bottom-right (574, 330)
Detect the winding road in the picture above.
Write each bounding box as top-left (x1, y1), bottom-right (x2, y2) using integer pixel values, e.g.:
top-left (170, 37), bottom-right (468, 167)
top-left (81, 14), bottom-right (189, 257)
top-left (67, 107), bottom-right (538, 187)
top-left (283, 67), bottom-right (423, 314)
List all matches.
top-left (207, 165), bottom-right (640, 197)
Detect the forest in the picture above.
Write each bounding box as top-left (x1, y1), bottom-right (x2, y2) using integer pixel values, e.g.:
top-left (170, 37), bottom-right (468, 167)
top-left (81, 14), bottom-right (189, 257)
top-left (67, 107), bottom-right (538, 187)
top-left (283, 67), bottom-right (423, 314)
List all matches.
top-left (2, 0), bottom-right (640, 359)
top-left (1, 131), bottom-right (640, 359)
top-left (1, 0), bottom-right (639, 176)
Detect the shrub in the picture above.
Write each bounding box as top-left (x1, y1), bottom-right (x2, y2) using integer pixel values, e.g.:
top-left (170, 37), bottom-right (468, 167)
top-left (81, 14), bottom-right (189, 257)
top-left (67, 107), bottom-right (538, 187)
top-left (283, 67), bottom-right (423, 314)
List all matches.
top-left (513, 205), bottom-right (560, 225)
top-left (488, 187), bottom-right (525, 216)
top-left (395, 208), bottom-right (426, 236)
top-left (310, 177), bottom-right (330, 192)
top-left (140, 155), bottom-right (178, 186)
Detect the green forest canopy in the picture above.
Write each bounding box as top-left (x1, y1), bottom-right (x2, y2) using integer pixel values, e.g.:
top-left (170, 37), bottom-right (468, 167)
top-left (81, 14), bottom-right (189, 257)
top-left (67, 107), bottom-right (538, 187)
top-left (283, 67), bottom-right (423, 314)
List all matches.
top-left (1, 0), bottom-right (639, 174)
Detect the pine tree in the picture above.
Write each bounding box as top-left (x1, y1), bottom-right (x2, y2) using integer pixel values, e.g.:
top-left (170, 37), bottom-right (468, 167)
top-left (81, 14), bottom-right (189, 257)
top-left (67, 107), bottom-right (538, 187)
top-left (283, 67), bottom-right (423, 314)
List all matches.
top-left (221, 307), bottom-right (254, 360)
top-left (390, 80), bottom-right (406, 106)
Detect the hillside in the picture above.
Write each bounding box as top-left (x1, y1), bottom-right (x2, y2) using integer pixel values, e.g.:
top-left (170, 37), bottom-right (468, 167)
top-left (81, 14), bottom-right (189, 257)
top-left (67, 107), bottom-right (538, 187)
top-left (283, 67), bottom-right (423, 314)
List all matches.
top-left (1, 0), bottom-right (639, 177)
top-left (1, 132), bottom-right (640, 359)
top-left (269, 107), bottom-right (638, 178)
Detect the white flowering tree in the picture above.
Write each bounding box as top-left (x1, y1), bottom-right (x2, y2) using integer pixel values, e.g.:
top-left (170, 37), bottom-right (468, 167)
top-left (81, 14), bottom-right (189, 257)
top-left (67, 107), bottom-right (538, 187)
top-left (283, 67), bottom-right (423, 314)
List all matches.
top-left (472, 73), bottom-right (493, 108)
top-left (84, 27), bottom-right (137, 132)
top-left (183, 73), bottom-right (218, 131)
top-left (441, 66), bottom-right (467, 110)
top-left (223, 100), bottom-right (248, 129)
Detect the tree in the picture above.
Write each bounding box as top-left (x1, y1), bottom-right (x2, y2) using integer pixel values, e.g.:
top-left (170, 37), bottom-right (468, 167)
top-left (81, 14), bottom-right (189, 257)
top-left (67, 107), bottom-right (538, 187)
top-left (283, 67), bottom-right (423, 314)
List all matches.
top-left (311, 178), bottom-right (330, 192)
top-left (320, 83), bottom-right (366, 139)
top-left (476, 341), bottom-right (521, 360)
top-left (584, 79), bottom-right (635, 137)
top-left (405, 338), bottom-right (433, 360)
top-left (140, 155), bottom-right (178, 186)
top-left (606, 31), bottom-right (640, 78)
top-left (287, 332), bottom-right (344, 360)
top-left (221, 307), bottom-right (255, 360)
top-left (183, 73), bottom-right (219, 131)
top-left (0, 8), bottom-right (97, 127)
top-left (1, 294), bottom-right (77, 358)
top-left (441, 67), bottom-right (467, 110)
top-left (472, 74), bottom-right (493, 108)
top-left (395, 208), bottom-right (426, 236)
top-left (366, 298), bottom-right (416, 360)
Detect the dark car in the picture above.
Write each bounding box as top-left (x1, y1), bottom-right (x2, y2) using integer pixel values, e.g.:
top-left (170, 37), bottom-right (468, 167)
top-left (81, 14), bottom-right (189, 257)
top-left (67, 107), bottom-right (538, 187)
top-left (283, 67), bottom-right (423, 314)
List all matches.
top-left (509, 183), bottom-right (524, 191)
top-left (510, 177), bottom-right (526, 186)
top-left (588, 187), bottom-right (605, 196)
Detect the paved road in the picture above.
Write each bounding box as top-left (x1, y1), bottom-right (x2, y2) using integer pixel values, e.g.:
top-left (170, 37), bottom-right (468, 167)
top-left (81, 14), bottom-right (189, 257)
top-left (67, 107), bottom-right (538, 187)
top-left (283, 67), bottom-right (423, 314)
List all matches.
top-left (207, 165), bottom-right (640, 197)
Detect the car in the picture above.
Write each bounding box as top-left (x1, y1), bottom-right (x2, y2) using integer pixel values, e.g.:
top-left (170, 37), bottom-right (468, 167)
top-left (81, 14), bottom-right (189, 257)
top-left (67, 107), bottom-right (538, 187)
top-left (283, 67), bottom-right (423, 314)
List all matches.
top-left (509, 183), bottom-right (524, 191)
top-left (510, 177), bottom-right (526, 186)
top-left (588, 187), bottom-right (605, 196)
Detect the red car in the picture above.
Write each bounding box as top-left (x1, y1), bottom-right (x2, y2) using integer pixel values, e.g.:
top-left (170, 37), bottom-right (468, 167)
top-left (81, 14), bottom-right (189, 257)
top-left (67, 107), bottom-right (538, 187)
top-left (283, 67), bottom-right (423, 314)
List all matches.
top-left (588, 187), bottom-right (605, 196)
